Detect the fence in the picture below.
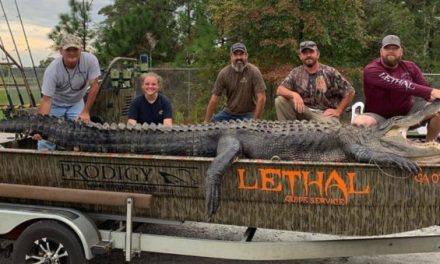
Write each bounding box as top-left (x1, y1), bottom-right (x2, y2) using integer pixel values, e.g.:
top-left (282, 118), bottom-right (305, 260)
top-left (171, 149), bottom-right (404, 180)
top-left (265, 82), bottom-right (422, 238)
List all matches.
top-left (0, 67), bottom-right (43, 107)
top-left (147, 68), bottom-right (211, 123)
top-left (2, 67), bottom-right (440, 123)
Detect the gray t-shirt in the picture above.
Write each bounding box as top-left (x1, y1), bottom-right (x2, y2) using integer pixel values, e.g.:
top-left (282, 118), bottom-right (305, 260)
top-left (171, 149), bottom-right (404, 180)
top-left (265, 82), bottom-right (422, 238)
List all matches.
top-left (42, 52), bottom-right (100, 106)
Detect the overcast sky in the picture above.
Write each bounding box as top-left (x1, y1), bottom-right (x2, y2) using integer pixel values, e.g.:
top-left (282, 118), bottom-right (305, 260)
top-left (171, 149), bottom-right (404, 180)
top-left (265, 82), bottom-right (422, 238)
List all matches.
top-left (0, 0), bottom-right (113, 67)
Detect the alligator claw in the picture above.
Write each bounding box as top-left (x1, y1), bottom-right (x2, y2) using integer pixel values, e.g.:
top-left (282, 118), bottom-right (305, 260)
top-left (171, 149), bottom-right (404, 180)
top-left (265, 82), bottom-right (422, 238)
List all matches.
top-left (205, 177), bottom-right (221, 217)
top-left (386, 155), bottom-right (421, 176)
top-left (398, 158), bottom-right (421, 175)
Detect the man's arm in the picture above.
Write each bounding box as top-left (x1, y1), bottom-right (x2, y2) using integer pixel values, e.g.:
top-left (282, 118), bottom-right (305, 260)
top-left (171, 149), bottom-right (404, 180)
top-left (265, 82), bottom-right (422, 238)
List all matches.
top-left (430, 89), bottom-right (440, 101)
top-left (323, 68), bottom-right (356, 117)
top-left (276, 85), bottom-right (305, 113)
top-left (203, 94), bottom-right (220, 123)
top-left (162, 96), bottom-right (173, 126)
top-left (38, 95), bottom-right (52, 115)
top-left (32, 95), bottom-right (53, 140)
top-left (336, 89), bottom-right (355, 114)
top-left (324, 90), bottom-right (355, 117)
top-left (252, 67), bottom-right (266, 119)
top-left (364, 63), bottom-right (432, 99)
top-left (78, 79), bottom-right (100, 123)
top-left (253, 91), bottom-right (266, 119)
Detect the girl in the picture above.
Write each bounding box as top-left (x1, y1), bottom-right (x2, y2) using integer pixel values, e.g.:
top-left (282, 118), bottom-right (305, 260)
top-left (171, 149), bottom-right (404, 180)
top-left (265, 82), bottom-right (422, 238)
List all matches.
top-left (127, 72), bottom-right (173, 125)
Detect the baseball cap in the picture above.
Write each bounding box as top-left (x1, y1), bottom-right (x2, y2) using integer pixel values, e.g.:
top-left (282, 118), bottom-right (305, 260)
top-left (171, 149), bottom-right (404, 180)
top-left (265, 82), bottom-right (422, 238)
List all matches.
top-left (230, 42), bottom-right (247, 53)
top-left (299, 40), bottom-right (318, 52)
top-left (60, 34), bottom-right (82, 49)
top-left (381, 35), bottom-right (401, 48)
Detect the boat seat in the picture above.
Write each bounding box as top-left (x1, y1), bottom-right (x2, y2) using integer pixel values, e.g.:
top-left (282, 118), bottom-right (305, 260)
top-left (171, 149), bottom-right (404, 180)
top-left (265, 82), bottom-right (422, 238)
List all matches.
top-left (0, 183), bottom-right (152, 209)
top-left (350, 101), bottom-right (365, 124)
top-left (350, 101), bottom-right (427, 136)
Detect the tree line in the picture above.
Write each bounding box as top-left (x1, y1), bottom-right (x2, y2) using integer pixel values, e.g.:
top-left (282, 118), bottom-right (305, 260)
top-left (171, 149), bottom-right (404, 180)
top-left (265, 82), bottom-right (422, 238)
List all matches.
top-left (49, 0), bottom-right (440, 71)
top-left (46, 0), bottom-right (440, 121)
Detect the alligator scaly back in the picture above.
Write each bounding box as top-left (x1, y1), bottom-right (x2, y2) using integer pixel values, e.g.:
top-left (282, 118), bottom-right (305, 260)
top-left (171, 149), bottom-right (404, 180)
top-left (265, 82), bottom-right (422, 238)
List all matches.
top-left (3, 101), bottom-right (440, 215)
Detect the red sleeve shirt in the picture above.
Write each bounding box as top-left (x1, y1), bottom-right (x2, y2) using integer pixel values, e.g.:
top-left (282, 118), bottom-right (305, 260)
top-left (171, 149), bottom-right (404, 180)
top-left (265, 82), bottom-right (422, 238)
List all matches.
top-left (363, 58), bottom-right (432, 118)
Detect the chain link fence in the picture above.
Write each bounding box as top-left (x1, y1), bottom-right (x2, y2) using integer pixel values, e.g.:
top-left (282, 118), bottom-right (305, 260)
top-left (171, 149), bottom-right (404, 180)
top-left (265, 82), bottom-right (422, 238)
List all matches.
top-left (147, 68), bottom-right (212, 123)
top-left (2, 67), bottom-right (440, 123)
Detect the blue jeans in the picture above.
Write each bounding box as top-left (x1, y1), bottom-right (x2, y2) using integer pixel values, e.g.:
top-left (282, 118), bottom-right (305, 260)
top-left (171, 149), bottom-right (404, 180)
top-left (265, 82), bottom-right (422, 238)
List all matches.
top-left (211, 111), bottom-right (254, 123)
top-left (38, 100), bottom-right (84, 150)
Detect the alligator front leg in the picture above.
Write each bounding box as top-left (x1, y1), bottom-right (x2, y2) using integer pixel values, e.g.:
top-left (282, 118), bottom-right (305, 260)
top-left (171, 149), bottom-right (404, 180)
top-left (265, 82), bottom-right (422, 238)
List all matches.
top-left (206, 135), bottom-right (242, 217)
top-left (346, 144), bottom-right (420, 175)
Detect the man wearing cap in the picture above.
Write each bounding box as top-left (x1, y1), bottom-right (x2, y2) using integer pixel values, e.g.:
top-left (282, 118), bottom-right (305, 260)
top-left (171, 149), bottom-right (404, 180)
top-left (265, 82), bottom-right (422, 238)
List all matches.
top-left (352, 35), bottom-right (440, 141)
top-left (33, 34), bottom-right (101, 150)
top-left (275, 40), bottom-right (355, 123)
top-left (203, 42), bottom-right (266, 123)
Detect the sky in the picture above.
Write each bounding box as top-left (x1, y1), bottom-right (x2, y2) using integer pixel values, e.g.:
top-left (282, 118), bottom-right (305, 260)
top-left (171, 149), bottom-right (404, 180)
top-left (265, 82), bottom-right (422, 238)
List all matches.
top-left (0, 0), bottom-right (113, 67)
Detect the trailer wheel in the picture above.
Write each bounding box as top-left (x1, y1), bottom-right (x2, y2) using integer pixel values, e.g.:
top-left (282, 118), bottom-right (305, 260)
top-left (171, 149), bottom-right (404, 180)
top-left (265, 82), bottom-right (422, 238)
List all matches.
top-left (12, 220), bottom-right (86, 264)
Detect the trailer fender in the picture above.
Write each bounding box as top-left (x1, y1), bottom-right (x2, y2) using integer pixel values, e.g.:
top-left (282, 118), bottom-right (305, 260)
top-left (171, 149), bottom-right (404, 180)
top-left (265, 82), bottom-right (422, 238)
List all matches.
top-left (0, 202), bottom-right (100, 260)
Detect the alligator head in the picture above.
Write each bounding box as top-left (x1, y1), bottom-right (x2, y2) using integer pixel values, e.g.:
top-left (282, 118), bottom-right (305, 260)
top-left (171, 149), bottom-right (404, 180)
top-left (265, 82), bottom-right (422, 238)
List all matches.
top-left (374, 99), bottom-right (440, 164)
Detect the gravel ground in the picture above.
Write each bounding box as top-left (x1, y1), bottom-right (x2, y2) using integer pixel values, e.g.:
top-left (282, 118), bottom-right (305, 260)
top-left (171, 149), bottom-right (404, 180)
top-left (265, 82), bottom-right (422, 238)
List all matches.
top-left (2, 221), bottom-right (440, 264)
top-left (88, 222), bottom-right (440, 264)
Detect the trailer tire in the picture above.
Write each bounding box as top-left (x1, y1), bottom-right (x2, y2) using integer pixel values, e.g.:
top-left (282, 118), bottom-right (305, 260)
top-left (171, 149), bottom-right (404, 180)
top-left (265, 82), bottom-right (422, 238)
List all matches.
top-left (12, 220), bottom-right (86, 264)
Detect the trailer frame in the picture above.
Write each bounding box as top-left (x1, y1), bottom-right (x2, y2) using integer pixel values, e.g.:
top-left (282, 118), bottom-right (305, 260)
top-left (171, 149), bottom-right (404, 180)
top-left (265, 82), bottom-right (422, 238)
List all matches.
top-left (1, 184), bottom-right (440, 262)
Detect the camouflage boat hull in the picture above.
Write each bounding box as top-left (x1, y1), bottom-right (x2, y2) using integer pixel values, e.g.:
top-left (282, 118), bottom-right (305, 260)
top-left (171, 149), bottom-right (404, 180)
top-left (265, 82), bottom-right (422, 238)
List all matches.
top-left (0, 147), bottom-right (439, 236)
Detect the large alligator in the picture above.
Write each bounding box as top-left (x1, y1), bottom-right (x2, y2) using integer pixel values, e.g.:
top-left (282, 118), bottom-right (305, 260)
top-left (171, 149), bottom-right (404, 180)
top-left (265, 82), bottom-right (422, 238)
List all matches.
top-left (1, 99), bottom-right (440, 216)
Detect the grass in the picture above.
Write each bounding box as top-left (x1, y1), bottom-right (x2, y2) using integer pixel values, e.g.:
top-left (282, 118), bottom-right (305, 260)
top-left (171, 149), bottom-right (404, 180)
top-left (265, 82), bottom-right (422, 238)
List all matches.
top-left (0, 87), bottom-right (41, 105)
top-left (0, 87), bottom-right (41, 120)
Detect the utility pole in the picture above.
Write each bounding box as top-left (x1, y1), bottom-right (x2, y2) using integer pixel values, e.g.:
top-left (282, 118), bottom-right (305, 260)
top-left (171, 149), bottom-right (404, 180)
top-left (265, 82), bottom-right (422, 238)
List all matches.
top-left (145, 33), bottom-right (157, 68)
top-left (82, 0), bottom-right (93, 51)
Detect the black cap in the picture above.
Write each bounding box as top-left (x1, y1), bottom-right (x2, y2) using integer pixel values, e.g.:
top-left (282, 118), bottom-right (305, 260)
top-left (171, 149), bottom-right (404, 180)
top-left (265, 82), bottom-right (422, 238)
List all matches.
top-left (230, 42), bottom-right (247, 53)
top-left (299, 40), bottom-right (318, 52)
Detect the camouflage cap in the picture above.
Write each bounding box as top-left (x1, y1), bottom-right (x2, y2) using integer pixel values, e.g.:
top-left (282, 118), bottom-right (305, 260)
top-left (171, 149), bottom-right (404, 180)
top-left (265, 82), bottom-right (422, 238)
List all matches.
top-left (381, 35), bottom-right (401, 48)
top-left (60, 34), bottom-right (82, 49)
top-left (299, 40), bottom-right (318, 52)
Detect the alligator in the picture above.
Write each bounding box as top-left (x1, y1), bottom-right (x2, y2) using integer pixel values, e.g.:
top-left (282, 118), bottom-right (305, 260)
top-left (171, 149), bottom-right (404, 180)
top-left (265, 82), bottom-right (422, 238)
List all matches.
top-left (1, 99), bottom-right (440, 216)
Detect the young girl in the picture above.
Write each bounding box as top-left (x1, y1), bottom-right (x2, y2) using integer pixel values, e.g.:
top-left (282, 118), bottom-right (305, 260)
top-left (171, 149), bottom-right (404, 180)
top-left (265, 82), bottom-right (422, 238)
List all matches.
top-left (127, 72), bottom-right (173, 125)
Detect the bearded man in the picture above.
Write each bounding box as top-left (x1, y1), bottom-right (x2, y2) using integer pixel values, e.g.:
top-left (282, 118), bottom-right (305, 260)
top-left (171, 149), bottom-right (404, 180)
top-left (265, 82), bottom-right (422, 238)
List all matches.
top-left (203, 42), bottom-right (266, 123)
top-left (275, 41), bottom-right (355, 124)
top-left (352, 35), bottom-right (440, 141)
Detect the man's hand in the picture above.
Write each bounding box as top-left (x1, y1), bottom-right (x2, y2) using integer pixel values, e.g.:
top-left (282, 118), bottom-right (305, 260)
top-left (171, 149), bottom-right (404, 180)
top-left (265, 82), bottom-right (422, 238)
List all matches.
top-left (78, 111), bottom-right (91, 123)
top-left (430, 89), bottom-right (440, 101)
top-left (291, 92), bottom-right (305, 113)
top-left (323, 108), bottom-right (341, 117)
top-left (31, 134), bottom-right (42, 141)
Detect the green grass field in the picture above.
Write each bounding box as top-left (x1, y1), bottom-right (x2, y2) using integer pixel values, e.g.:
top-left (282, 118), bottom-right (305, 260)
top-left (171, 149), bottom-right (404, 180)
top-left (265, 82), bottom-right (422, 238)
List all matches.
top-left (0, 87), bottom-right (41, 119)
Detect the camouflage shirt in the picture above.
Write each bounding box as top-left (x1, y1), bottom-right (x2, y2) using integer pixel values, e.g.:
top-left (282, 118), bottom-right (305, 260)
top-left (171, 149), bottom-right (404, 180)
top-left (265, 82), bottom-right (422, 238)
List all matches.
top-left (280, 64), bottom-right (354, 110)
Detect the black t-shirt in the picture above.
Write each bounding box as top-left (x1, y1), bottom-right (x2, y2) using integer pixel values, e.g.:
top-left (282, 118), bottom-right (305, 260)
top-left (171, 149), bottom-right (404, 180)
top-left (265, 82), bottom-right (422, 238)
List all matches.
top-left (128, 93), bottom-right (172, 124)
